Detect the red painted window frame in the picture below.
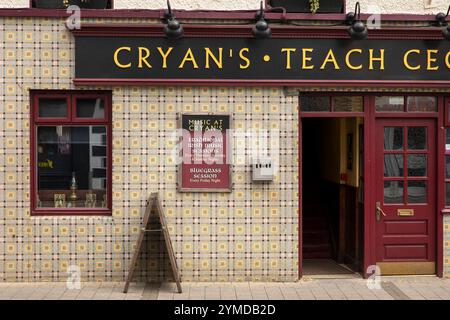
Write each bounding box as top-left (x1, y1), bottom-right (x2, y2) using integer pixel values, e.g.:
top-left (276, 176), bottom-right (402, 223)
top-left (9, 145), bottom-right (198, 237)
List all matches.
top-left (30, 90), bottom-right (113, 216)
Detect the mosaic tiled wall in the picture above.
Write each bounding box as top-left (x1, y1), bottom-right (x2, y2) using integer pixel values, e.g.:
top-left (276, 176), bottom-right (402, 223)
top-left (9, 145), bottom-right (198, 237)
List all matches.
top-left (0, 16), bottom-right (448, 282)
top-left (0, 17), bottom-right (299, 282)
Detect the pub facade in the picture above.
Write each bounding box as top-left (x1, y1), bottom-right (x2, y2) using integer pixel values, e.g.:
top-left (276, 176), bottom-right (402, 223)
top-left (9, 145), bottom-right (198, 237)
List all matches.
top-left (0, 0), bottom-right (449, 283)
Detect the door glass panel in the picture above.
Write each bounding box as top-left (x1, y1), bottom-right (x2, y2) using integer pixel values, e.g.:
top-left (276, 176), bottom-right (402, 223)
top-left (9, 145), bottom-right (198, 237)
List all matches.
top-left (407, 154), bottom-right (427, 177)
top-left (407, 181), bottom-right (427, 204)
top-left (407, 96), bottom-right (437, 112)
top-left (332, 96), bottom-right (363, 112)
top-left (38, 98), bottom-right (68, 118)
top-left (384, 127), bottom-right (403, 150)
top-left (375, 96), bottom-right (404, 112)
top-left (384, 154), bottom-right (404, 177)
top-left (408, 127), bottom-right (426, 150)
top-left (384, 181), bottom-right (404, 204)
top-left (300, 96), bottom-right (330, 112)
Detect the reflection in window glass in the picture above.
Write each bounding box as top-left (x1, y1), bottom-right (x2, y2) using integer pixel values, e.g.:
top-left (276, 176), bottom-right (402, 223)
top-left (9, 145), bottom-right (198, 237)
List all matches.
top-left (407, 154), bottom-right (427, 177)
top-left (446, 129), bottom-right (450, 151)
top-left (384, 181), bottom-right (404, 204)
top-left (375, 96), bottom-right (404, 112)
top-left (332, 96), bottom-right (363, 112)
top-left (446, 156), bottom-right (450, 179)
top-left (38, 99), bottom-right (67, 118)
top-left (384, 154), bottom-right (403, 177)
top-left (76, 98), bottom-right (105, 119)
top-left (300, 97), bottom-right (330, 112)
top-left (446, 183), bottom-right (450, 206)
top-left (407, 181), bottom-right (427, 204)
top-left (408, 127), bottom-right (426, 150)
top-left (384, 127), bottom-right (403, 150)
top-left (407, 96), bottom-right (437, 112)
top-left (37, 126), bottom-right (108, 208)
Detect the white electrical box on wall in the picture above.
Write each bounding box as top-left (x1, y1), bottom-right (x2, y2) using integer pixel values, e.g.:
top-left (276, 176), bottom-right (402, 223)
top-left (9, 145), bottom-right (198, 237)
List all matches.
top-left (252, 157), bottom-right (274, 182)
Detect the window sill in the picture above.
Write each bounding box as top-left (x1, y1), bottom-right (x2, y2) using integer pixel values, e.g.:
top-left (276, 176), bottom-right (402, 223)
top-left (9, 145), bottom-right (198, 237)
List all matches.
top-left (31, 208), bottom-right (112, 216)
top-left (441, 209), bottom-right (450, 215)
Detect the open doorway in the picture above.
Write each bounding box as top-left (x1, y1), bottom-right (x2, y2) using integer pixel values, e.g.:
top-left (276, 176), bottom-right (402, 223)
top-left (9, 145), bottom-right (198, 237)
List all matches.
top-left (302, 117), bottom-right (364, 277)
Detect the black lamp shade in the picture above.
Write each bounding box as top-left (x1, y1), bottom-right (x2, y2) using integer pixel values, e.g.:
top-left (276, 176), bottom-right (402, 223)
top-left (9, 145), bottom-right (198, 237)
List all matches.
top-left (252, 20), bottom-right (272, 39)
top-left (348, 20), bottom-right (368, 40)
top-left (444, 25), bottom-right (450, 40)
top-left (164, 19), bottom-right (184, 39)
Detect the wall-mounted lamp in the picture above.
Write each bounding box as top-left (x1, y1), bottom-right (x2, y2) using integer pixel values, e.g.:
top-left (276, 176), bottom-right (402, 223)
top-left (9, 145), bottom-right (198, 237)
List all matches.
top-left (346, 2), bottom-right (368, 40)
top-left (252, 1), bottom-right (272, 39)
top-left (435, 5), bottom-right (450, 40)
top-left (163, 0), bottom-right (184, 40)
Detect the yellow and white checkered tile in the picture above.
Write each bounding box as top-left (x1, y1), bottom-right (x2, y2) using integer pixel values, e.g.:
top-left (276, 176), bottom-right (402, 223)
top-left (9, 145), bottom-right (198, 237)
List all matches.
top-left (0, 17), bottom-right (299, 282)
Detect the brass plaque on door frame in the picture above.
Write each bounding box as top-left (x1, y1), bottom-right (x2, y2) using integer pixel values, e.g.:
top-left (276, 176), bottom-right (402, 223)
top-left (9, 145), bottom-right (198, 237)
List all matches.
top-left (397, 209), bottom-right (414, 217)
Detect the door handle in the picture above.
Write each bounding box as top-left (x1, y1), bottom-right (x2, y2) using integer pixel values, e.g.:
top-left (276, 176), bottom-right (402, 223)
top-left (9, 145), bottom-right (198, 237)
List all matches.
top-left (376, 201), bottom-right (387, 222)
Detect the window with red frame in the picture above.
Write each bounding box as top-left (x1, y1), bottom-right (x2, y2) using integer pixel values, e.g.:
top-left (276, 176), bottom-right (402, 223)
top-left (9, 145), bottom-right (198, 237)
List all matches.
top-left (31, 92), bottom-right (111, 215)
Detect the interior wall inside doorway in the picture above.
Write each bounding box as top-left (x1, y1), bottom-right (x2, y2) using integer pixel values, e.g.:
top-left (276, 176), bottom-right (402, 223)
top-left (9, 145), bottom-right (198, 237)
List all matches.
top-left (302, 117), bottom-right (364, 273)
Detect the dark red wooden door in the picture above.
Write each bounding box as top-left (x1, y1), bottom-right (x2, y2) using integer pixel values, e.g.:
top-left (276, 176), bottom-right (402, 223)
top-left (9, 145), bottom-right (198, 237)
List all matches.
top-left (375, 119), bottom-right (436, 274)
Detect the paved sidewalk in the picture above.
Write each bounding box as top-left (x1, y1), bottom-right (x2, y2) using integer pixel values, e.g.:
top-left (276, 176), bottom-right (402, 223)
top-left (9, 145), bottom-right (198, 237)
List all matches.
top-left (0, 277), bottom-right (448, 300)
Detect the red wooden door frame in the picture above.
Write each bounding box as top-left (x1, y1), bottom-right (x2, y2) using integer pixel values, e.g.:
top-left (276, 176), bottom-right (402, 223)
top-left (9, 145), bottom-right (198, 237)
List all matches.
top-left (298, 95), bottom-right (367, 278)
top-left (374, 118), bottom-right (437, 267)
top-left (299, 94), bottom-right (445, 279)
top-left (363, 96), bottom-right (444, 278)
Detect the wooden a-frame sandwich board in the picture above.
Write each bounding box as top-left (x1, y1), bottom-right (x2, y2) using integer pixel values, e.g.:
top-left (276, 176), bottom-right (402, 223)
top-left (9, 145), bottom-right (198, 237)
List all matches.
top-left (123, 193), bottom-right (182, 293)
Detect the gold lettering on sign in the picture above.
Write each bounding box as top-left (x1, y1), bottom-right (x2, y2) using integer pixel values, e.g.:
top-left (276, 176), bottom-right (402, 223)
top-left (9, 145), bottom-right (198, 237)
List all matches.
top-left (369, 49), bottom-right (385, 70)
top-left (320, 49), bottom-right (340, 70)
top-left (113, 47), bottom-right (131, 69)
top-left (179, 48), bottom-right (199, 69)
top-left (157, 47), bottom-right (173, 69)
top-left (138, 47), bottom-right (152, 69)
top-left (205, 48), bottom-right (223, 69)
top-left (302, 48), bottom-right (314, 70)
top-left (239, 48), bottom-right (250, 69)
top-left (446, 51), bottom-right (450, 69)
top-left (427, 49), bottom-right (439, 71)
top-left (403, 49), bottom-right (421, 70)
top-left (345, 49), bottom-right (363, 70)
top-left (281, 48), bottom-right (296, 70)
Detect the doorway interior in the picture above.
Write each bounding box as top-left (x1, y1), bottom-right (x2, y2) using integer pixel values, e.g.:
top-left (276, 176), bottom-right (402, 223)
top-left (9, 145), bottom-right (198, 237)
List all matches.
top-left (301, 117), bottom-right (364, 277)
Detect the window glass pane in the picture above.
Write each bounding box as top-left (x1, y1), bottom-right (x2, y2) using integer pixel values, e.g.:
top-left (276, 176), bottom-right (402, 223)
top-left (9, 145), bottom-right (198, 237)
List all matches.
top-left (76, 98), bottom-right (105, 119)
top-left (407, 181), bottom-right (427, 204)
top-left (300, 96), bottom-right (330, 112)
top-left (407, 154), bottom-right (427, 177)
top-left (375, 96), bottom-right (404, 112)
top-left (384, 181), bottom-right (404, 204)
top-left (446, 156), bottom-right (450, 179)
top-left (408, 127), bottom-right (427, 150)
top-left (384, 127), bottom-right (403, 150)
top-left (332, 96), bottom-right (363, 112)
top-left (384, 154), bottom-right (403, 177)
top-left (407, 96), bottom-right (437, 112)
top-left (446, 129), bottom-right (450, 152)
top-left (446, 183), bottom-right (450, 206)
top-left (37, 125), bottom-right (108, 209)
top-left (38, 98), bottom-right (68, 118)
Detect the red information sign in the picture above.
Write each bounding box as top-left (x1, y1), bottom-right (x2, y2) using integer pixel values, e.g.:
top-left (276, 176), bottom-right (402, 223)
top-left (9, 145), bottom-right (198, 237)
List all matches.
top-left (178, 114), bottom-right (232, 192)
